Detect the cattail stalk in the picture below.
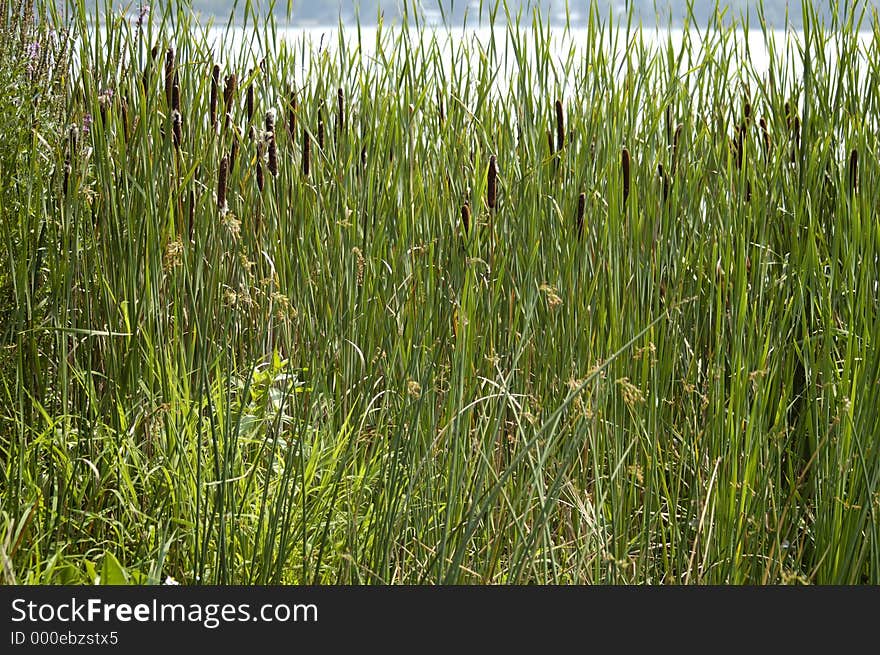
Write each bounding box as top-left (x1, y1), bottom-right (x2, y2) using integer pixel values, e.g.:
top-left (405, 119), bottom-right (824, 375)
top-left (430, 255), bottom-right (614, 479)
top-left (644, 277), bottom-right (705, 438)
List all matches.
top-left (621, 147), bottom-right (631, 207)
top-left (171, 72), bottom-right (180, 113)
top-left (287, 88), bottom-right (297, 141)
top-left (487, 155), bottom-right (498, 210)
top-left (672, 123), bottom-right (683, 175)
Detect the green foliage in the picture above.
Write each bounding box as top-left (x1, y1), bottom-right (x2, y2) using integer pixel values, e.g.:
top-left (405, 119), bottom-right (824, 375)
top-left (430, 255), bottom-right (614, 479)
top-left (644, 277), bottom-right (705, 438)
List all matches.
top-left (2, 0), bottom-right (880, 584)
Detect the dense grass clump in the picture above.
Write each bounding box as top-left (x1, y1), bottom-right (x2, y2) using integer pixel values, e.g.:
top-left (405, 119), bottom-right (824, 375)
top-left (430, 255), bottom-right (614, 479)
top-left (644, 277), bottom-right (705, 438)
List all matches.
top-left (2, 0), bottom-right (880, 584)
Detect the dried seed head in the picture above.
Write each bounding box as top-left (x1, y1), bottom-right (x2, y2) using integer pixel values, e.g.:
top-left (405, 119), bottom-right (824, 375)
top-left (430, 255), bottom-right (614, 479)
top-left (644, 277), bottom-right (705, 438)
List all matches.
top-left (268, 134), bottom-right (278, 177)
top-left (487, 155), bottom-right (498, 210)
top-left (171, 72), bottom-right (180, 113)
top-left (555, 99), bottom-right (565, 152)
top-left (577, 192), bottom-right (586, 241)
top-left (256, 142), bottom-right (265, 192)
top-left (217, 154), bottom-right (228, 213)
top-left (337, 87), bottom-right (345, 134)
top-left (210, 64), bottom-right (220, 131)
top-left (621, 147), bottom-right (631, 207)
top-left (461, 202), bottom-right (471, 236)
top-left (302, 127), bottom-right (310, 177)
top-left (246, 71), bottom-right (254, 124)
top-left (265, 108), bottom-right (276, 134)
top-left (171, 109), bottom-right (182, 148)
top-left (658, 164), bottom-right (669, 203)
top-left (164, 46), bottom-right (174, 106)
top-left (849, 148), bottom-right (859, 196)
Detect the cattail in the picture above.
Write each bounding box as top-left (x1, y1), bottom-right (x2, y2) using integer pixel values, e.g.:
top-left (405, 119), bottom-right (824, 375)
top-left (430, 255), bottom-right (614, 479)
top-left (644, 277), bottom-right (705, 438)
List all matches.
top-left (791, 115), bottom-right (800, 163)
top-left (849, 148), bottom-right (858, 196)
top-left (317, 110), bottom-right (324, 150)
top-left (665, 105), bottom-right (672, 146)
top-left (171, 110), bottom-right (182, 149)
top-left (268, 134), bottom-right (278, 177)
top-left (461, 202), bottom-right (471, 236)
top-left (164, 46), bottom-right (175, 107)
top-left (784, 101), bottom-right (792, 128)
top-left (744, 101), bottom-right (752, 123)
top-left (576, 191), bottom-right (586, 241)
top-left (658, 164), bottom-right (669, 203)
top-left (246, 71), bottom-right (254, 124)
top-left (217, 154), bottom-right (228, 212)
top-left (546, 129), bottom-right (554, 155)
top-left (759, 117), bottom-right (771, 158)
top-left (265, 108), bottom-right (276, 134)
top-left (736, 123), bottom-right (745, 170)
top-left (438, 92), bottom-right (445, 128)
top-left (171, 72), bottom-right (180, 113)
top-left (302, 127), bottom-right (310, 177)
top-left (256, 142), bottom-right (265, 192)
top-left (287, 88), bottom-right (297, 141)
top-left (555, 99), bottom-right (565, 152)
top-left (621, 147), bottom-right (631, 207)
top-left (337, 87), bottom-right (345, 134)
top-left (210, 64), bottom-right (219, 131)
top-left (672, 123), bottom-right (683, 175)
top-left (487, 155), bottom-right (498, 210)
top-left (361, 145), bottom-right (367, 169)
top-left (223, 74), bottom-right (237, 131)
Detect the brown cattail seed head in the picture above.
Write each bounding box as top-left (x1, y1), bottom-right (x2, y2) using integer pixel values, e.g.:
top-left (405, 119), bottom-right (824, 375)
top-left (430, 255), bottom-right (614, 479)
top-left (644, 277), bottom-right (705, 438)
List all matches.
top-left (302, 127), bottom-right (310, 177)
top-left (621, 147), bottom-right (631, 207)
top-left (268, 135), bottom-right (278, 177)
top-left (210, 64), bottom-right (220, 131)
top-left (230, 133), bottom-right (239, 171)
top-left (487, 155), bottom-right (498, 210)
top-left (217, 154), bottom-right (229, 212)
top-left (265, 108), bottom-right (276, 134)
top-left (849, 148), bottom-right (858, 196)
top-left (171, 110), bottom-right (182, 148)
top-left (791, 115), bottom-right (800, 163)
top-left (337, 87), bottom-right (345, 134)
top-left (461, 202), bottom-right (471, 236)
top-left (744, 101), bottom-right (752, 122)
top-left (256, 142), bottom-right (265, 192)
top-left (317, 111), bottom-right (325, 150)
top-left (171, 72), bottom-right (180, 113)
top-left (577, 192), bottom-right (586, 240)
top-left (555, 99), bottom-right (565, 152)
top-left (246, 71), bottom-right (254, 124)
top-left (546, 129), bottom-right (554, 155)
top-left (164, 46), bottom-right (174, 107)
